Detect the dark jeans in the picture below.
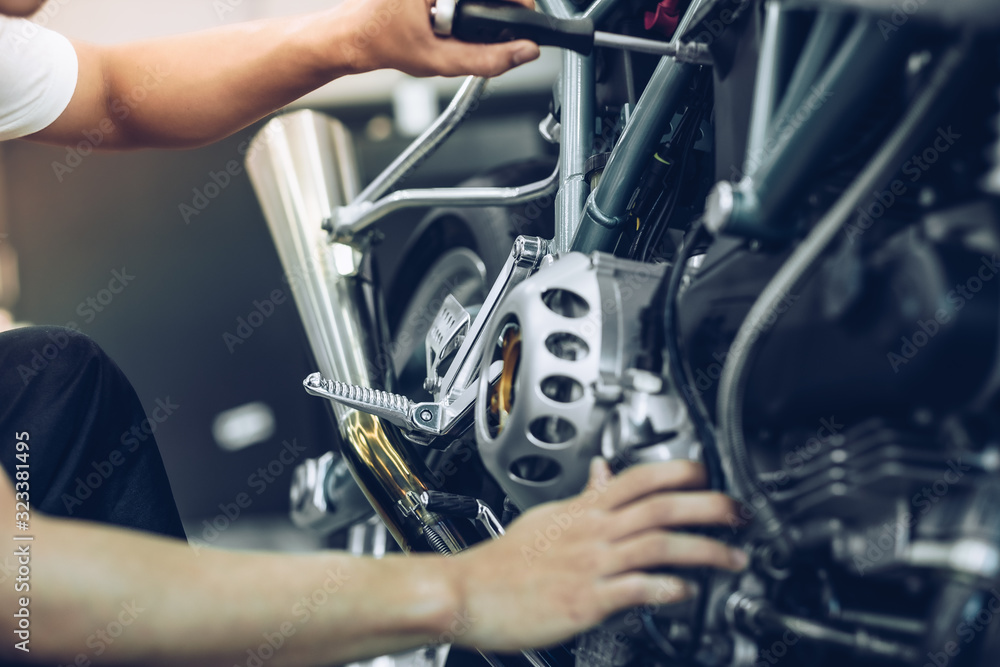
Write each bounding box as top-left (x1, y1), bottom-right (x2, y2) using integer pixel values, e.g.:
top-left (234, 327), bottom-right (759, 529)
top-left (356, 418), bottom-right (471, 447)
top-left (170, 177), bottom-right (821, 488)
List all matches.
top-left (0, 326), bottom-right (185, 539)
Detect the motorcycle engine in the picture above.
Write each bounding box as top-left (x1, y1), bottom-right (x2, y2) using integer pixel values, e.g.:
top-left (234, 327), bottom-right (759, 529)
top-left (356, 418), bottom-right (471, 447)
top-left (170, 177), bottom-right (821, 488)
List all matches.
top-left (467, 7), bottom-right (1000, 665)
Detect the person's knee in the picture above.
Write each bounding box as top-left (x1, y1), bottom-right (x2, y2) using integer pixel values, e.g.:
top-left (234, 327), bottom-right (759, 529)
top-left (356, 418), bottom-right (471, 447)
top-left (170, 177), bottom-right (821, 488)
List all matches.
top-left (1, 325), bottom-right (110, 388)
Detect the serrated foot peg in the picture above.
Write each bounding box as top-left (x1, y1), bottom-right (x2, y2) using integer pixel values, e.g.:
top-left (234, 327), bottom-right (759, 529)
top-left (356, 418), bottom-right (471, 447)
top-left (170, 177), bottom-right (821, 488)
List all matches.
top-left (304, 373), bottom-right (444, 436)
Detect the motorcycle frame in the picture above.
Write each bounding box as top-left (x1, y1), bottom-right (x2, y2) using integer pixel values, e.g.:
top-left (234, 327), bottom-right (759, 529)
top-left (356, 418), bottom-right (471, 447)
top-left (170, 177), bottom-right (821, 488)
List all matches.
top-left (246, 0), bottom-right (921, 585)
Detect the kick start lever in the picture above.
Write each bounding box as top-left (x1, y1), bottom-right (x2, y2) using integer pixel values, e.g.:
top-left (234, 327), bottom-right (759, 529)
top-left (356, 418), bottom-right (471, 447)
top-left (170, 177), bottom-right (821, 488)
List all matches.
top-left (431, 0), bottom-right (712, 64)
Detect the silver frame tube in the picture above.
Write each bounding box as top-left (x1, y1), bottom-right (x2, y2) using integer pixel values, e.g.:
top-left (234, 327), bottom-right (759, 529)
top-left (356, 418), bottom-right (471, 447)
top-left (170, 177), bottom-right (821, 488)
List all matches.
top-left (554, 50), bottom-right (595, 255)
top-left (569, 0), bottom-right (707, 253)
top-left (538, 0), bottom-right (597, 255)
top-left (354, 76), bottom-right (487, 204)
top-left (336, 167), bottom-right (559, 241)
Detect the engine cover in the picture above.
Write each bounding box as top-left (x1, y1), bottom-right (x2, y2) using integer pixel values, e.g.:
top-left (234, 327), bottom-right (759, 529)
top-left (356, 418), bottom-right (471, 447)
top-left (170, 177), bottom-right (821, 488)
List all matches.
top-left (474, 252), bottom-right (668, 510)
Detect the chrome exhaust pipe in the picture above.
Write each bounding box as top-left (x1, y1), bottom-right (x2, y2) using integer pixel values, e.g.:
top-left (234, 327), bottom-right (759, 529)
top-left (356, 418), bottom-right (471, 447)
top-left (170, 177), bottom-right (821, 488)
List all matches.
top-left (244, 111), bottom-right (368, 396)
top-left (245, 110), bottom-right (457, 552)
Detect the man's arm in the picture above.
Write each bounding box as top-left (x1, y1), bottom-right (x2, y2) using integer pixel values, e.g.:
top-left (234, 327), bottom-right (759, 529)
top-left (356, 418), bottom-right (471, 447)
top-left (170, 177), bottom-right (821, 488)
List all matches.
top-left (0, 460), bottom-right (745, 665)
top-left (28, 0), bottom-right (541, 150)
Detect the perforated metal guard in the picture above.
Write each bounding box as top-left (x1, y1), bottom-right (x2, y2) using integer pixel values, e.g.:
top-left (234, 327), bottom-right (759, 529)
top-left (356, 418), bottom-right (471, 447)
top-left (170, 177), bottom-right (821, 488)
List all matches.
top-left (475, 252), bottom-right (667, 509)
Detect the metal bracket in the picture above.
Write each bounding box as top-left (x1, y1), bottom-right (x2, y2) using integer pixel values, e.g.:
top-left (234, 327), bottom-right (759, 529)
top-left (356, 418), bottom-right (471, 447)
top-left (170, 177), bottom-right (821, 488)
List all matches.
top-left (424, 295), bottom-right (471, 395)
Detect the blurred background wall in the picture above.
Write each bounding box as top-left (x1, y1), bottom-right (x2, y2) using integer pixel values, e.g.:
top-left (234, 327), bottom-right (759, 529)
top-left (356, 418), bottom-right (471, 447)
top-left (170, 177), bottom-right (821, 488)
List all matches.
top-left (0, 0), bottom-right (557, 545)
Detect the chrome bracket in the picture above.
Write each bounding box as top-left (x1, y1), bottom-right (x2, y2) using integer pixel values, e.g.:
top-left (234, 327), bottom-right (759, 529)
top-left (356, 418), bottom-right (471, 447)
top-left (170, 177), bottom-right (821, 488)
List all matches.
top-left (424, 295), bottom-right (471, 395)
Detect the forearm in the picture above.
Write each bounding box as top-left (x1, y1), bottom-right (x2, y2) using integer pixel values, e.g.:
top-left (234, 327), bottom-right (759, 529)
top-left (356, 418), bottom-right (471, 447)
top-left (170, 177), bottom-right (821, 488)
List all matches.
top-left (0, 460), bottom-right (745, 664)
top-left (38, 10), bottom-right (354, 149)
top-left (28, 0), bottom-right (539, 150)
top-left (4, 513), bottom-right (459, 666)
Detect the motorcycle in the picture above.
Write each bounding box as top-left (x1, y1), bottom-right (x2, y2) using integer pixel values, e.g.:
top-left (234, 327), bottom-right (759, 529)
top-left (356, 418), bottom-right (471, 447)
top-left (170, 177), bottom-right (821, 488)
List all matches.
top-left (244, 0), bottom-right (1000, 664)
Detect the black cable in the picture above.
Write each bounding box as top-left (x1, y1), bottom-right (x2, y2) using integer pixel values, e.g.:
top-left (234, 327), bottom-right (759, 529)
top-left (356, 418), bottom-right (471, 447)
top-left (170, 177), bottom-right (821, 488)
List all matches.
top-left (636, 222), bottom-right (718, 665)
top-left (629, 70), bottom-right (712, 262)
top-left (663, 223), bottom-right (724, 491)
top-left (636, 115), bottom-right (698, 262)
top-left (633, 249), bottom-right (672, 373)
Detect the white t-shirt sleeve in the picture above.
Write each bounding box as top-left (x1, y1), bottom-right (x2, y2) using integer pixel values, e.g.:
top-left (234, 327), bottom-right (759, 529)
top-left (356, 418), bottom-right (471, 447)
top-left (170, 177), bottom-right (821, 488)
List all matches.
top-left (0, 17), bottom-right (78, 141)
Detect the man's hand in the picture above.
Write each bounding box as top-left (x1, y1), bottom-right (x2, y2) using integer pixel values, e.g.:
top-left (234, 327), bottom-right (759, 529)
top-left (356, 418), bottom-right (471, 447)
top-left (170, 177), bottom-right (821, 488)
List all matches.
top-left (449, 459), bottom-right (747, 652)
top-left (337, 0), bottom-right (541, 77)
top-left (0, 458), bottom-right (741, 664)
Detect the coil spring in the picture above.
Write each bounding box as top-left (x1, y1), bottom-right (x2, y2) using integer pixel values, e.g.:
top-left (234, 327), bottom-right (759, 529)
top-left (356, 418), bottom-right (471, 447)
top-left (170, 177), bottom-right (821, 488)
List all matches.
top-left (423, 525), bottom-right (452, 556)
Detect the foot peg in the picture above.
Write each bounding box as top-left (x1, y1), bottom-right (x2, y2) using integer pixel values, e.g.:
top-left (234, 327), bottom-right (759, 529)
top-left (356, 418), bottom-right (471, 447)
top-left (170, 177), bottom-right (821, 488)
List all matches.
top-left (304, 373), bottom-right (444, 436)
